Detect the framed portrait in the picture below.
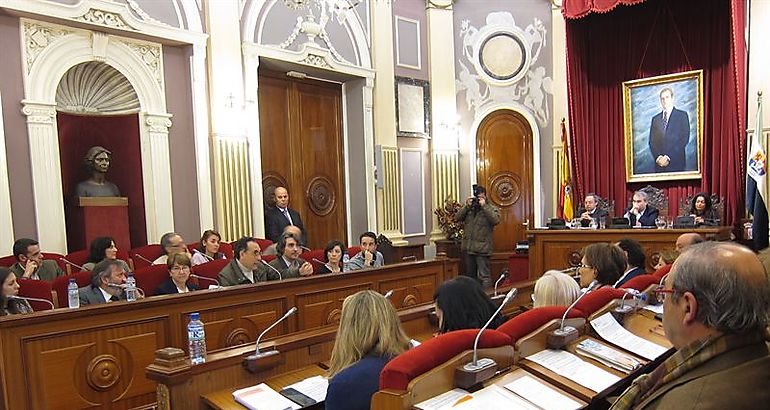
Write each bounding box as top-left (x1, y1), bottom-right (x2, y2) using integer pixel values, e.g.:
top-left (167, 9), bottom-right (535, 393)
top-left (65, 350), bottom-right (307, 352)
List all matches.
top-left (395, 76), bottom-right (430, 138)
top-left (622, 70), bottom-right (704, 182)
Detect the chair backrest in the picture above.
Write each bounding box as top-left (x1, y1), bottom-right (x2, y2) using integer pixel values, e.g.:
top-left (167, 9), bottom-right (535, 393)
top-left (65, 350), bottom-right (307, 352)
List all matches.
top-left (573, 287), bottom-right (627, 318)
top-left (129, 244), bottom-right (163, 270)
top-left (133, 264), bottom-right (171, 297)
top-left (619, 274), bottom-right (660, 293)
top-left (17, 278), bottom-right (55, 311)
top-left (41, 252), bottom-right (66, 272)
top-left (187, 241), bottom-right (234, 260)
top-left (63, 250), bottom-right (90, 273)
top-left (638, 185), bottom-right (668, 217)
top-left (191, 259), bottom-right (230, 286)
top-left (379, 329), bottom-right (512, 391)
top-left (0, 254), bottom-right (17, 268)
top-left (496, 306), bottom-right (585, 344)
top-left (652, 263), bottom-right (672, 280)
top-left (254, 239), bottom-right (273, 253)
top-left (347, 246), bottom-right (361, 257)
top-left (595, 195), bottom-right (616, 217)
top-left (52, 271), bottom-right (93, 308)
top-left (304, 249), bottom-right (326, 272)
top-left (262, 254), bottom-right (276, 263)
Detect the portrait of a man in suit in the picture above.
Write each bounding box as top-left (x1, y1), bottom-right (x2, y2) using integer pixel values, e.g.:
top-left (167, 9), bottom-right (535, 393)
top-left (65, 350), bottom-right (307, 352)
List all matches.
top-left (648, 88), bottom-right (690, 173)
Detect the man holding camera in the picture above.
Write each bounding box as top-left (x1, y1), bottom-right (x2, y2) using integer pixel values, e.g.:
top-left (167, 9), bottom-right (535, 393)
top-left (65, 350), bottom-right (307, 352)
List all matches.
top-left (455, 185), bottom-right (500, 287)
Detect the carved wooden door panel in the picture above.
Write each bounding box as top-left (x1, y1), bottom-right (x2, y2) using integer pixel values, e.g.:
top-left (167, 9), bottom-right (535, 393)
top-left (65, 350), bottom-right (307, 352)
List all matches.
top-left (475, 110), bottom-right (534, 251)
top-left (258, 71), bottom-right (346, 249)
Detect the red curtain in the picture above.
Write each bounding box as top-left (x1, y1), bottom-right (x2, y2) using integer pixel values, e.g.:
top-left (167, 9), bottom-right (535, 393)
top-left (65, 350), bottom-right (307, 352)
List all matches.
top-left (57, 113), bottom-right (148, 252)
top-left (563, 0), bottom-right (646, 19)
top-left (565, 0), bottom-right (746, 225)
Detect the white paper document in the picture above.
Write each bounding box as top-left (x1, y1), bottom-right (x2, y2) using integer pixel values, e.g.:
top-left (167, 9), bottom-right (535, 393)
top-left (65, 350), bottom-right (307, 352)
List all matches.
top-left (453, 385), bottom-right (540, 410)
top-left (232, 383), bottom-right (301, 410)
top-left (283, 375), bottom-right (328, 403)
top-left (590, 312), bottom-right (668, 360)
top-left (414, 388), bottom-right (470, 410)
top-left (643, 304), bottom-right (664, 315)
top-left (526, 349), bottom-right (621, 393)
top-left (505, 375), bottom-right (583, 410)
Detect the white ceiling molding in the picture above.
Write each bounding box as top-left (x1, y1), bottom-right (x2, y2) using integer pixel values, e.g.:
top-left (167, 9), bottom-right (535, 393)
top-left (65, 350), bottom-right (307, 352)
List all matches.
top-left (56, 61), bottom-right (140, 115)
top-left (0, 0), bottom-right (206, 45)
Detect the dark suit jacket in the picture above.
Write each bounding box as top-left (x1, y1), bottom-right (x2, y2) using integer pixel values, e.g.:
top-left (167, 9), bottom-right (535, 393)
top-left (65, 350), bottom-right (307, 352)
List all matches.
top-left (627, 206), bottom-right (659, 227)
top-left (579, 208), bottom-right (610, 227)
top-left (154, 278), bottom-right (198, 295)
top-left (264, 206), bottom-right (306, 244)
top-left (636, 339), bottom-right (770, 409)
top-left (616, 266), bottom-right (646, 287)
top-left (78, 285), bottom-right (125, 305)
top-left (217, 259), bottom-right (278, 286)
top-left (649, 107), bottom-right (690, 173)
top-left (10, 260), bottom-right (65, 282)
top-left (268, 256), bottom-right (304, 279)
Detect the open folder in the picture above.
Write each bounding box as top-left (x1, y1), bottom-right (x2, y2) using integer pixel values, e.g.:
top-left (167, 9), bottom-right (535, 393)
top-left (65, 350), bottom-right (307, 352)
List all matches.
top-left (232, 383), bottom-right (301, 410)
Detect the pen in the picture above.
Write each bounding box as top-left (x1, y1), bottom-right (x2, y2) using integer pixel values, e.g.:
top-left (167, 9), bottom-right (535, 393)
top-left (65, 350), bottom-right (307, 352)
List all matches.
top-left (452, 395), bottom-right (473, 407)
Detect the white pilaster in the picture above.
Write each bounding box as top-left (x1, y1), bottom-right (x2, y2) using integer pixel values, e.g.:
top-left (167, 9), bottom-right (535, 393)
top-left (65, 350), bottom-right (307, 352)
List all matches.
top-left (242, 43), bottom-right (265, 238)
top-left (190, 43), bottom-right (214, 231)
top-left (0, 92), bottom-right (15, 255)
top-left (141, 112), bottom-right (175, 242)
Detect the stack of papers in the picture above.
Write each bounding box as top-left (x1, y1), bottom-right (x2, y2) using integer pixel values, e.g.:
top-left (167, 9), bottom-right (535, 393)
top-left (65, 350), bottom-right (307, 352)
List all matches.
top-left (575, 339), bottom-right (642, 373)
top-left (590, 313), bottom-right (668, 360)
top-left (282, 375), bottom-right (328, 403)
top-left (504, 375), bottom-right (583, 410)
top-left (232, 383), bottom-right (301, 410)
top-left (415, 386), bottom-right (541, 410)
top-left (526, 349), bottom-right (621, 393)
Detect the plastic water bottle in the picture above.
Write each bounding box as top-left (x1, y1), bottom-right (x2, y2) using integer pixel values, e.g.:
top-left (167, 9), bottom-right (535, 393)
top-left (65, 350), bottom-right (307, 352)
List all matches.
top-left (125, 272), bottom-right (137, 302)
top-left (67, 278), bottom-right (80, 308)
top-left (342, 252), bottom-right (350, 272)
top-left (187, 312), bottom-right (207, 365)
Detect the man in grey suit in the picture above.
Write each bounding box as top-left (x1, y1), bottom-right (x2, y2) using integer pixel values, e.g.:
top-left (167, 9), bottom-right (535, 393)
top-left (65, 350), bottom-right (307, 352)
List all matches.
top-left (79, 259), bottom-right (127, 305)
top-left (9, 238), bottom-right (66, 281)
top-left (218, 237), bottom-right (278, 286)
top-left (268, 232), bottom-right (313, 278)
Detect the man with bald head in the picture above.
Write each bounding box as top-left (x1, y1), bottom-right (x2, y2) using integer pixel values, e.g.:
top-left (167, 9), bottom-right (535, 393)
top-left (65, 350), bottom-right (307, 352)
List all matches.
top-left (674, 232), bottom-right (704, 252)
top-left (264, 186), bottom-right (306, 245)
top-left (611, 242), bottom-right (770, 409)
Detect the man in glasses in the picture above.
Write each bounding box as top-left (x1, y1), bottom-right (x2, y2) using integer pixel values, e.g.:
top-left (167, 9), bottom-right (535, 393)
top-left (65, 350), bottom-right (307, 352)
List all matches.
top-left (218, 236), bottom-right (277, 286)
top-left (612, 242), bottom-right (770, 409)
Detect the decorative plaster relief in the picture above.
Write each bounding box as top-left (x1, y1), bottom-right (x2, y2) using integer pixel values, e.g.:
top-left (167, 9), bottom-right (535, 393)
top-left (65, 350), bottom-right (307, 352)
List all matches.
top-left (22, 21), bottom-right (75, 74)
top-left (75, 8), bottom-right (132, 30)
top-left (21, 103), bottom-right (56, 124)
top-left (301, 53), bottom-right (331, 68)
top-left (456, 12), bottom-right (553, 127)
top-left (56, 61), bottom-right (140, 114)
top-left (116, 39), bottom-right (164, 89)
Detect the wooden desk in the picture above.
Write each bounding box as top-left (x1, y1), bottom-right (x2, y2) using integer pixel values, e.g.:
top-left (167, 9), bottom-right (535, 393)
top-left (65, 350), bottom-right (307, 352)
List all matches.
top-left (527, 227), bottom-right (731, 278)
top-left (202, 364), bottom-right (326, 410)
top-left (0, 258), bottom-right (457, 410)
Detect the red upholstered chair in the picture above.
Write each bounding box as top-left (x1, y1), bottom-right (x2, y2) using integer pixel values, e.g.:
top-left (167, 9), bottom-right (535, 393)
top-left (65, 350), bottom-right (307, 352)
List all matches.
top-left (133, 265), bottom-right (170, 297)
top-left (347, 246), bottom-right (361, 257)
top-left (191, 259), bottom-right (229, 287)
top-left (52, 271), bottom-right (93, 308)
top-left (620, 274), bottom-right (660, 292)
top-left (379, 329), bottom-right (512, 391)
top-left (17, 278), bottom-right (55, 311)
top-left (303, 249), bottom-right (326, 273)
top-left (41, 252), bottom-right (66, 272)
top-left (129, 244), bottom-right (163, 270)
top-left (262, 254), bottom-right (277, 263)
top-left (63, 249), bottom-right (89, 273)
top-left (652, 263), bottom-right (672, 280)
top-left (0, 255), bottom-right (17, 268)
top-left (497, 306), bottom-right (586, 344)
top-left (573, 287), bottom-right (627, 318)
top-left (187, 242), bottom-right (234, 260)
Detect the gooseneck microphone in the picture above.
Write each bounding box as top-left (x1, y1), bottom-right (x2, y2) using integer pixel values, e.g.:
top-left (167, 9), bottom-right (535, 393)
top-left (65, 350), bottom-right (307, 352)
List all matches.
top-left (189, 273), bottom-right (219, 287)
top-left (383, 289), bottom-right (394, 299)
top-left (132, 253), bottom-right (155, 266)
top-left (493, 270), bottom-right (508, 297)
top-left (248, 307), bottom-right (298, 359)
top-left (557, 279), bottom-right (597, 334)
top-left (9, 295), bottom-right (55, 310)
top-left (260, 260), bottom-right (283, 281)
top-left (467, 287), bottom-right (517, 370)
top-left (192, 249), bottom-right (215, 261)
top-left (59, 257), bottom-right (87, 272)
top-left (545, 280), bottom-right (597, 349)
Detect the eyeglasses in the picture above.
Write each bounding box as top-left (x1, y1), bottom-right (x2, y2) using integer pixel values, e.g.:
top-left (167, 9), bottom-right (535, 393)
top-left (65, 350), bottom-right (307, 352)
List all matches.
top-left (170, 266), bottom-right (191, 272)
top-left (654, 285), bottom-right (685, 304)
top-left (579, 263), bottom-right (593, 269)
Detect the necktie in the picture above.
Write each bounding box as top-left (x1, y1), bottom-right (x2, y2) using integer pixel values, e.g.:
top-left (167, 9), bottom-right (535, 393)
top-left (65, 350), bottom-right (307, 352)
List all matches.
top-left (110, 295), bottom-right (119, 302)
top-left (662, 111), bottom-right (668, 130)
top-left (282, 208), bottom-right (292, 224)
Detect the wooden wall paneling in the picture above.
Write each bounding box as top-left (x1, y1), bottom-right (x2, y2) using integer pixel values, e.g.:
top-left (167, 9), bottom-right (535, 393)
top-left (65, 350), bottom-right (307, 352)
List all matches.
top-left (258, 74), bottom-right (292, 209)
top-left (294, 282), bottom-right (372, 330)
top-left (193, 297), bottom-right (286, 351)
top-left (476, 110), bottom-right (534, 251)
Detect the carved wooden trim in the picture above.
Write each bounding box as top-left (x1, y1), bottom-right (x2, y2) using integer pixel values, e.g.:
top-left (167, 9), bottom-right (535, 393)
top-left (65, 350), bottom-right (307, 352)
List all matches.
top-left (86, 354), bottom-right (122, 391)
top-left (489, 171), bottom-right (521, 207)
top-left (306, 175), bottom-right (336, 216)
top-left (326, 308), bottom-right (342, 325)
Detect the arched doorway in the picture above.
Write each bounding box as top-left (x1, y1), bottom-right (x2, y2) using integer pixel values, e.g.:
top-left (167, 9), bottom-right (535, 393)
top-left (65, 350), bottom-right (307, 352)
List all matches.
top-left (475, 109), bottom-right (534, 253)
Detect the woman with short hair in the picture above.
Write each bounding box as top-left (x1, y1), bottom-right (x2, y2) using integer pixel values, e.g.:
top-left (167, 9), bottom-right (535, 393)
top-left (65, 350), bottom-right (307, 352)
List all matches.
top-left (155, 253), bottom-right (199, 295)
top-left (580, 243), bottom-right (626, 290)
top-left (82, 236), bottom-right (131, 273)
top-left (326, 290), bottom-right (410, 410)
top-left (317, 240), bottom-right (344, 274)
top-left (532, 270), bottom-right (581, 307)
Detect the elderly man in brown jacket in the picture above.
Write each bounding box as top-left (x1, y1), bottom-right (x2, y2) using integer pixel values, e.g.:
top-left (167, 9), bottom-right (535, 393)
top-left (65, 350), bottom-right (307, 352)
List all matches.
top-left (455, 185), bottom-right (500, 288)
top-left (611, 242), bottom-right (770, 409)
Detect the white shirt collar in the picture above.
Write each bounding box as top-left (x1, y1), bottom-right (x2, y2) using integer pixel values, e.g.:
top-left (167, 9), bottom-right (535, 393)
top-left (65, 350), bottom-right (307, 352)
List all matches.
top-left (236, 259), bottom-right (254, 283)
top-left (99, 286), bottom-right (115, 303)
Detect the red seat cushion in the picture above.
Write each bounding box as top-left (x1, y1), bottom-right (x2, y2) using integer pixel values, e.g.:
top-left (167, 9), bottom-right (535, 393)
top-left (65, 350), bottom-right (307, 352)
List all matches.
top-left (52, 271), bottom-right (93, 308)
top-left (303, 249), bottom-right (326, 273)
top-left (133, 265), bottom-right (170, 297)
top-left (129, 244), bottom-right (163, 269)
top-left (262, 254), bottom-right (276, 263)
top-left (191, 259), bottom-right (230, 287)
top-left (41, 252), bottom-right (66, 272)
top-left (620, 274), bottom-right (660, 292)
top-left (497, 306), bottom-right (586, 343)
top-left (17, 278), bottom-right (55, 311)
top-left (64, 250), bottom-right (89, 272)
top-left (347, 246), bottom-right (361, 257)
top-left (0, 255), bottom-right (17, 268)
top-left (652, 264), bottom-right (672, 280)
top-left (573, 287), bottom-right (627, 317)
top-left (379, 329), bottom-right (512, 391)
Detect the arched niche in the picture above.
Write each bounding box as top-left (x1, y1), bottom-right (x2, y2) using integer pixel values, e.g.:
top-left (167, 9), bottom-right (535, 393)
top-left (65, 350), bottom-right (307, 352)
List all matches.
top-left (21, 19), bottom-right (174, 253)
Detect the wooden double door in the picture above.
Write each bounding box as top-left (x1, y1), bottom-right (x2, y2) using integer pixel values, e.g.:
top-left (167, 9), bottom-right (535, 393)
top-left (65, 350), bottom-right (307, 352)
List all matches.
top-left (258, 71), bottom-right (347, 249)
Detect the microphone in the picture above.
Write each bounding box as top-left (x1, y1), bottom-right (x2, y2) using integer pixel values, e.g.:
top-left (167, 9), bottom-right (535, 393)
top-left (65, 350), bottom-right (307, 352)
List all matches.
top-left (244, 306), bottom-right (298, 372)
top-left (560, 266), bottom-right (579, 274)
top-left (192, 249), bottom-right (215, 261)
top-left (546, 279), bottom-right (597, 349)
top-left (455, 287), bottom-right (517, 389)
top-left (132, 253), bottom-right (155, 266)
top-left (493, 269), bottom-right (508, 297)
top-left (59, 257), bottom-right (86, 272)
top-left (383, 289), bottom-right (394, 299)
top-left (401, 255), bottom-right (417, 262)
top-left (9, 295), bottom-right (55, 310)
top-left (300, 246), bottom-right (312, 252)
top-left (614, 288), bottom-right (648, 314)
top-left (260, 259), bottom-right (283, 281)
top-left (189, 273), bottom-right (219, 287)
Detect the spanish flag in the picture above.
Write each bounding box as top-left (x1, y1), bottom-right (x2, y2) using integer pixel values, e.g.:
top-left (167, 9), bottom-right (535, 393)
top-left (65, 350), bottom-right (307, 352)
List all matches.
top-left (558, 118), bottom-right (574, 220)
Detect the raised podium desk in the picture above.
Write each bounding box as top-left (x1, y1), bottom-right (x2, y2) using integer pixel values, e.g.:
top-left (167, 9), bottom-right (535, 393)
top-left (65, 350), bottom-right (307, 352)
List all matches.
top-left (527, 227), bottom-right (731, 278)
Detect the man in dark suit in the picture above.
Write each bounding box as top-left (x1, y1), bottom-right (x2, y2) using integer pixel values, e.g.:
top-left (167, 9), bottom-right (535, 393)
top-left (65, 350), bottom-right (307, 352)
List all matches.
top-left (624, 191), bottom-right (659, 227)
top-left (611, 242), bottom-right (770, 409)
top-left (218, 237), bottom-right (276, 286)
top-left (615, 238), bottom-right (647, 287)
top-left (268, 232), bottom-right (313, 279)
top-left (264, 186), bottom-right (306, 244)
top-left (78, 259), bottom-right (127, 305)
top-left (648, 87), bottom-right (690, 173)
top-left (579, 193), bottom-right (609, 227)
top-left (9, 238), bottom-right (65, 281)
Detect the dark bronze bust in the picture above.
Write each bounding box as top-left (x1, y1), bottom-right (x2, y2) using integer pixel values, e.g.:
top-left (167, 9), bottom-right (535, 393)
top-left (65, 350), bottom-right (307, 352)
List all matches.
top-left (75, 146), bottom-right (121, 197)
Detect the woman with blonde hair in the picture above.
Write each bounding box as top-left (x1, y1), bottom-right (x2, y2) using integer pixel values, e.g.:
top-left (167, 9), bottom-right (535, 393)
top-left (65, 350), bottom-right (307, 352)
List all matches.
top-left (326, 290), bottom-right (410, 410)
top-left (532, 270), bottom-right (581, 307)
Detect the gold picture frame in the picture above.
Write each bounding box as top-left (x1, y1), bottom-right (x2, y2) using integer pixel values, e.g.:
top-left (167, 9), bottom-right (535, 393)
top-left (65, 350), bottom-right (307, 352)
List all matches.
top-left (622, 70), bottom-right (704, 182)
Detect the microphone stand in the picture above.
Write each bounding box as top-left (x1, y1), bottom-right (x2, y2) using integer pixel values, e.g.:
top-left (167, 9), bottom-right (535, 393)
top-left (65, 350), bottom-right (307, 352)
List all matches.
top-left (132, 253), bottom-right (155, 266)
top-left (493, 270), bottom-right (508, 297)
top-left (261, 260), bottom-right (283, 281)
top-left (192, 249), bottom-right (215, 261)
top-left (189, 274), bottom-right (220, 287)
top-left (546, 280), bottom-right (597, 349)
top-left (454, 288), bottom-right (517, 389)
top-left (243, 307), bottom-right (298, 373)
top-left (9, 295), bottom-right (55, 310)
top-left (59, 257), bottom-right (87, 272)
